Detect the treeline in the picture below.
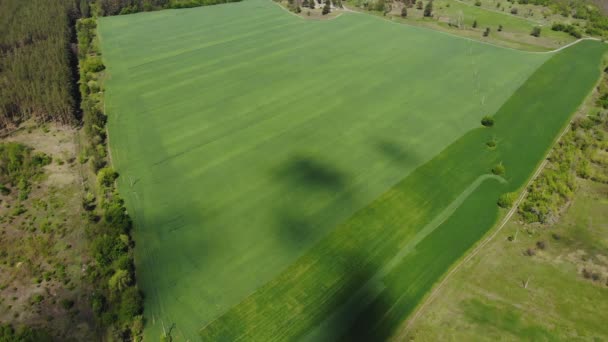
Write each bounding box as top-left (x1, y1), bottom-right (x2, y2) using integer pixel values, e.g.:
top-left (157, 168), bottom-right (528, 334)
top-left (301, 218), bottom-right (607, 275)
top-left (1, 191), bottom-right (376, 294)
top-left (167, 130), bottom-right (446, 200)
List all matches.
top-left (518, 76), bottom-right (608, 224)
top-left (96, 0), bottom-right (242, 16)
top-left (518, 0), bottom-right (608, 37)
top-left (0, 324), bottom-right (52, 342)
top-left (77, 19), bottom-right (144, 340)
top-left (0, 0), bottom-right (83, 130)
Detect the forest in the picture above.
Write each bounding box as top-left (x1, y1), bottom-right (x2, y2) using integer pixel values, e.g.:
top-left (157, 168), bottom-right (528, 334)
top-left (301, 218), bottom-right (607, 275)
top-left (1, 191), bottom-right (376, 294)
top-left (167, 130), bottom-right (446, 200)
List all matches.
top-left (0, 0), bottom-right (82, 131)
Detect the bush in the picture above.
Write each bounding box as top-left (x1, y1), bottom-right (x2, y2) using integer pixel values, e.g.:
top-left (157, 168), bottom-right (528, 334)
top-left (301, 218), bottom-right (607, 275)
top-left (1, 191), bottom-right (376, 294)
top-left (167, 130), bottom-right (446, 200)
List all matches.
top-left (524, 248), bottom-right (536, 256)
top-left (474, 0), bottom-right (481, 5)
top-left (118, 287), bottom-right (143, 323)
top-left (492, 162), bottom-right (506, 176)
top-left (483, 27), bottom-right (490, 36)
top-left (497, 192), bottom-right (517, 208)
top-left (510, 7), bottom-right (518, 14)
top-left (322, 0), bottom-right (331, 14)
top-left (0, 184), bottom-right (10, 195)
top-left (92, 234), bottom-right (127, 267)
top-left (531, 26), bottom-right (541, 37)
top-left (472, 19), bottom-right (478, 28)
top-left (97, 167), bottom-right (118, 188)
top-left (536, 241), bottom-right (546, 250)
top-left (481, 115), bottom-right (494, 127)
top-left (498, 24), bottom-right (503, 31)
top-left (84, 57), bottom-right (105, 73)
top-left (401, 6), bottom-right (407, 17)
top-left (416, 0), bottom-right (423, 9)
top-left (61, 299), bottom-right (75, 310)
top-left (423, 0), bottom-right (433, 16)
top-left (486, 137), bottom-right (497, 148)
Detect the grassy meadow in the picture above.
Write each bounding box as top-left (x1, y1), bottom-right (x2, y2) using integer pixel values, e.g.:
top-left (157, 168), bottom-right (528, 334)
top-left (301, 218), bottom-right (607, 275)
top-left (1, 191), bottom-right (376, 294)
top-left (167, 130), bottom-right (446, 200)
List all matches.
top-left (98, 0), bottom-right (605, 339)
top-left (404, 180), bottom-right (608, 341)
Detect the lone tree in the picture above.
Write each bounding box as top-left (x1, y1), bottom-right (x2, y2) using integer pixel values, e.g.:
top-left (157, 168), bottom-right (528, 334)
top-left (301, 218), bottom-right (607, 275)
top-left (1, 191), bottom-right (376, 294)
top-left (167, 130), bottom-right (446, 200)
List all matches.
top-left (401, 6), bottom-right (407, 17)
top-left (472, 19), bottom-right (478, 28)
top-left (492, 162), bottom-right (506, 176)
top-left (483, 27), bottom-right (490, 36)
top-left (481, 115), bottom-right (494, 127)
top-left (531, 26), bottom-right (541, 37)
top-left (423, 0), bottom-right (433, 17)
top-left (498, 24), bottom-right (503, 31)
top-left (322, 0), bottom-right (331, 14)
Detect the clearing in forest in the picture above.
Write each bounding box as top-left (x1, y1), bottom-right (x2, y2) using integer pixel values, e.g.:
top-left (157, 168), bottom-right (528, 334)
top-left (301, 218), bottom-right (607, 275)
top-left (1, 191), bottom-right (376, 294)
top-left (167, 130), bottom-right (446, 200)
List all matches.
top-left (98, 0), bottom-right (606, 339)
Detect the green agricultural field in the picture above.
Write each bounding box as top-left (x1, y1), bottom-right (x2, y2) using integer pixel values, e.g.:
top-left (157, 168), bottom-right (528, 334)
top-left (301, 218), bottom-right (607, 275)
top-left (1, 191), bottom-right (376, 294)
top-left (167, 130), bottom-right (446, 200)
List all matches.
top-left (98, 0), bottom-right (606, 339)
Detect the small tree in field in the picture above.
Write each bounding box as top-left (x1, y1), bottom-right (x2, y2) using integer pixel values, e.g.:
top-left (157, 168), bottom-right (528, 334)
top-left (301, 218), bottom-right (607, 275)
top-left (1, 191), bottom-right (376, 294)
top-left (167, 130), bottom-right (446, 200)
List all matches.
top-left (401, 6), bottom-right (407, 17)
top-left (472, 19), bottom-right (478, 28)
top-left (481, 115), bottom-right (494, 127)
top-left (492, 162), bottom-right (506, 176)
top-left (322, 0), bottom-right (331, 14)
top-left (531, 26), bottom-right (541, 37)
top-left (483, 27), bottom-right (490, 36)
top-left (498, 24), bottom-right (503, 31)
top-left (423, 0), bottom-right (433, 16)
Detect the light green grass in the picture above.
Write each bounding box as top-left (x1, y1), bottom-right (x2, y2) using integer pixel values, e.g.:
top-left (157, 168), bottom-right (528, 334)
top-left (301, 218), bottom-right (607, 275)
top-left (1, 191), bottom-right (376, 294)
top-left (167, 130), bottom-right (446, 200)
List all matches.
top-left (406, 179), bottom-right (608, 341)
top-left (98, 0), bottom-right (603, 339)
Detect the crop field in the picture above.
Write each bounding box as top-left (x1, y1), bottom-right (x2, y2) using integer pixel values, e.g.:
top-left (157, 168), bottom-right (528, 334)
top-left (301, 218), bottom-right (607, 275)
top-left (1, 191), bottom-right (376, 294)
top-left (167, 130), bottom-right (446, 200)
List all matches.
top-left (98, 0), bottom-right (606, 340)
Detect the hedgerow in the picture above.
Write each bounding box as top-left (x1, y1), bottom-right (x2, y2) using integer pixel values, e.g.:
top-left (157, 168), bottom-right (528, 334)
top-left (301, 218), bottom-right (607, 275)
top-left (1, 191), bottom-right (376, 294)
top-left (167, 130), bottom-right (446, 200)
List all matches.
top-left (77, 15), bottom-right (143, 340)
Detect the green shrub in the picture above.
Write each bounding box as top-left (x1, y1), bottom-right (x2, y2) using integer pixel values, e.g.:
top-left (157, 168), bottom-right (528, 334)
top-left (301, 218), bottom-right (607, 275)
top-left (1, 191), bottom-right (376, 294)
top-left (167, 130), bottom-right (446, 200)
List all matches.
top-left (84, 57), bottom-right (105, 73)
top-left (423, 0), bottom-right (433, 16)
top-left (492, 162), bottom-right (505, 175)
top-left (531, 26), bottom-right (541, 37)
top-left (118, 287), bottom-right (143, 323)
top-left (97, 167), bottom-right (118, 188)
top-left (486, 137), bottom-right (497, 148)
top-left (0, 184), bottom-right (10, 195)
top-left (60, 299), bottom-right (74, 310)
top-left (497, 192), bottom-right (517, 208)
top-left (481, 115), bottom-right (494, 127)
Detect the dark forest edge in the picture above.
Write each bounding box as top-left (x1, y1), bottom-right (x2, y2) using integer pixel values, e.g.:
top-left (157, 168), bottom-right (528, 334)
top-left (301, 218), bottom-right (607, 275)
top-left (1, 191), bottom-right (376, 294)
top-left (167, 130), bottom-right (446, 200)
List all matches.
top-left (95, 0), bottom-right (242, 16)
top-left (2, 0), bottom-right (246, 339)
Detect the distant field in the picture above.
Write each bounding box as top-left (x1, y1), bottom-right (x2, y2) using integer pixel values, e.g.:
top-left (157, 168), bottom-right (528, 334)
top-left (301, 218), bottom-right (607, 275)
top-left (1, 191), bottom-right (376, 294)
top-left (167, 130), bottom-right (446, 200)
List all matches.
top-left (98, 0), bottom-right (604, 339)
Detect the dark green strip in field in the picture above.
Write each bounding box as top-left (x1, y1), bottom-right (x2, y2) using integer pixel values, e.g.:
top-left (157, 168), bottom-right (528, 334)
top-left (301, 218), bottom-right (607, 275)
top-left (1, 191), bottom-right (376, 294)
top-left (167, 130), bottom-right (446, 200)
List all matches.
top-left (200, 40), bottom-right (607, 341)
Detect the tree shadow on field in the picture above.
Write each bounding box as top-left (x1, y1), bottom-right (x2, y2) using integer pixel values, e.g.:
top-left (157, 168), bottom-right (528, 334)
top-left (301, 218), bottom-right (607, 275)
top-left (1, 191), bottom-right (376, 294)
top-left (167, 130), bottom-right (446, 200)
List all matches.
top-left (272, 154), bottom-right (354, 246)
top-left (375, 138), bottom-right (420, 166)
top-left (298, 253), bottom-right (397, 342)
top-left (274, 154), bottom-right (348, 192)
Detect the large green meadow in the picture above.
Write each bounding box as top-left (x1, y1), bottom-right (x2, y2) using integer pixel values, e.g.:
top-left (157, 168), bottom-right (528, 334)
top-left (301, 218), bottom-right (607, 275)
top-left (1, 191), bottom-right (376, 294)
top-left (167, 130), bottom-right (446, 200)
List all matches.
top-left (98, 0), bottom-right (605, 339)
